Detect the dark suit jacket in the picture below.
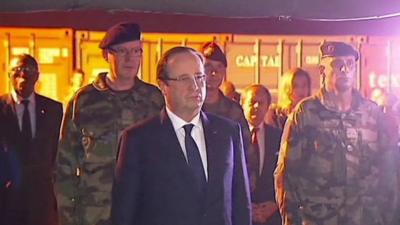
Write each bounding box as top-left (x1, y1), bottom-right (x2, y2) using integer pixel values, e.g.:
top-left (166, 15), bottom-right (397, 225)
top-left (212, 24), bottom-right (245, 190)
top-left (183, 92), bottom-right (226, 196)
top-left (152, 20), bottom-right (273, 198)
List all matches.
top-left (0, 93), bottom-right (63, 225)
top-left (249, 123), bottom-right (282, 225)
top-left (0, 143), bottom-right (21, 189)
top-left (111, 110), bottom-right (251, 225)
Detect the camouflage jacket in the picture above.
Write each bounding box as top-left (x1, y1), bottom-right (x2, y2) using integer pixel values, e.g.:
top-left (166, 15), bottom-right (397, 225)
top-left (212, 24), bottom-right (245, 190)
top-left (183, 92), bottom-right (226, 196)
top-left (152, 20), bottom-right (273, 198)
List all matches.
top-left (56, 73), bottom-right (164, 225)
top-left (202, 90), bottom-right (251, 157)
top-left (274, 89), bottom-right (399, 225)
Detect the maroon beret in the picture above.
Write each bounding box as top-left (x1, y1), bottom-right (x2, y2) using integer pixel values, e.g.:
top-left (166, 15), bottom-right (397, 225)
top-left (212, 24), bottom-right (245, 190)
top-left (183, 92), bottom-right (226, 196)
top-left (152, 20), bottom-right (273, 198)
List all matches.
top-left (99, 22), bottom-right (141, 49)
top-left (320, 41), bottom-right (359, 61)
top-left (199, 42), bottom-right (227, 67)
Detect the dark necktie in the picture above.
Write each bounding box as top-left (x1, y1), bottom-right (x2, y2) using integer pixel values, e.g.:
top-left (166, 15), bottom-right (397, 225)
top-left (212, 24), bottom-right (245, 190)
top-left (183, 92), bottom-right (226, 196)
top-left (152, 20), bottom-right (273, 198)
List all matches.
top-left (251, 127), bottom-right (260, 176)
top-left (183, 124), bottom-right (206, 194)
top-left (21, 99), bottom-right (32, 144)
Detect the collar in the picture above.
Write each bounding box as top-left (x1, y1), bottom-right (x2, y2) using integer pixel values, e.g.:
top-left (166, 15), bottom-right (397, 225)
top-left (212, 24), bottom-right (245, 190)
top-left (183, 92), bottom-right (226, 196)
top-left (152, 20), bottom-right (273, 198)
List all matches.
top-left (92, 72), bottom-right (142, 92)
top-left (316, 88), bottom-right (362, 112)
top-left (249, 123), bottom-right (264, 133)
top-left (11, 90), bottom-right (35, 105)
top-left (166, 107), bottom-right (202, 132)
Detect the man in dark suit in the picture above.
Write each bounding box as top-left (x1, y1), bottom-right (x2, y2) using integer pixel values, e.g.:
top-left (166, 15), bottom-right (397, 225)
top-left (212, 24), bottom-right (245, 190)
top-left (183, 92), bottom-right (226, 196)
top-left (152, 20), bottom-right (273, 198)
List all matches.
top-left (111, 46), bottom-right (251, 225)
top-left (0, 54), bottom-right (63, 225)
top-left (241, 84), bottom-right (282, 225)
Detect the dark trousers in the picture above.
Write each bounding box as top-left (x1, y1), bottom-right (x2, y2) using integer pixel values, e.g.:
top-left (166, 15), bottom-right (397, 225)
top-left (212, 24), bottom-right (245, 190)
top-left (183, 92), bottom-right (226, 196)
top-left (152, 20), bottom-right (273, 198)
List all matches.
top-left (2, 209), bottom-right (28, 225)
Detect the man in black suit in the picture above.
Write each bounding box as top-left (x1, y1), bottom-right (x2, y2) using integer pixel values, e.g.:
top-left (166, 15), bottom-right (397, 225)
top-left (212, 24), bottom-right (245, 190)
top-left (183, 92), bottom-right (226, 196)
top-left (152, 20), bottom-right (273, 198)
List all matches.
top-left (0, 54), bottom-right (63, 225)
top-left (111, 46), bottom-right (251, 225)
top-left (241, 84), bottom-right (282, 225)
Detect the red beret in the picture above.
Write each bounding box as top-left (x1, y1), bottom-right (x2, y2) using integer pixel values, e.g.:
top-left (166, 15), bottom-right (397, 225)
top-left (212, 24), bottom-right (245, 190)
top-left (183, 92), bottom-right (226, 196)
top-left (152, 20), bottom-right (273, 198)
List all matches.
top-left (320, 41), bottom-right (359, 61)
top-left (99, 22), bottom-right (141, 49)
top-left (199, 42), bottom-right (227, 67)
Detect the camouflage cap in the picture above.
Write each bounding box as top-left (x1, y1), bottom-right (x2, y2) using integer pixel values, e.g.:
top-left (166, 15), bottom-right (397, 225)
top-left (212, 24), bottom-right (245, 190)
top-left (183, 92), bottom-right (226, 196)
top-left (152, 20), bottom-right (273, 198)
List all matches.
top-left (99, 22), bottom-right (141, 49)
top-left (199, 42), bottom-right (227, 67)
top-left (320, 41), bottom-right (359, 61)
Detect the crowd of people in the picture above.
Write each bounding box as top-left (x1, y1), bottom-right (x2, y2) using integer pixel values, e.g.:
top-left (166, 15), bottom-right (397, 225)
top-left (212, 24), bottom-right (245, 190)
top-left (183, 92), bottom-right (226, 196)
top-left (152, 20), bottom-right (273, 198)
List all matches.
top-left (0, 21), bottom-right (399, 225)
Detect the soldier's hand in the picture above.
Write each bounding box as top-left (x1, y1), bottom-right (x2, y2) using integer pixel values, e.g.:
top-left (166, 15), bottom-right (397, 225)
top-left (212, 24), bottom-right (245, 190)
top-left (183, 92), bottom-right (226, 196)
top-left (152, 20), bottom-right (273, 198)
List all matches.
top-left (252, 203), bottom-right (262, 222)
top-left (252, 201), bottom-right (278, 223)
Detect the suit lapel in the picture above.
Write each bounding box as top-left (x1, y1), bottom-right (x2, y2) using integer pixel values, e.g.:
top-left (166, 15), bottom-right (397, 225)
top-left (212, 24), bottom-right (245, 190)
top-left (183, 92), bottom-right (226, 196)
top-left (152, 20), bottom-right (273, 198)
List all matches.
top-left (159, 109), bottom-right (199, 191)
top-left (34, 94), bottom-right (46, 140)
top-left (201, 112), bottom-right (220, 205)
top-left (260, 124), bottom-right (268, 177)
top-left (4, 94), bottom-right (20, 135)
top-left (261, 124), bottom-right (277, 177)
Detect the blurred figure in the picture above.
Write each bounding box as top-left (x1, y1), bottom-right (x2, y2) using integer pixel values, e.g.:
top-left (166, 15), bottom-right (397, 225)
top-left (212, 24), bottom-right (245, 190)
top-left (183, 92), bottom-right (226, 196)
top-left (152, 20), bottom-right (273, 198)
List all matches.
top-left (241, 84), bottom-right (281, 225)
top-left (275, 42), bottom-right (399, 225)
top-left (0, 54), bottom-right (63, 225)
top-left (199, 42), bottom-right (251, 156)
top-left (63, 69), bottom-right (85, 107)
top-left (370, 87), bottom-right (386, 107)
top-left (57, 22), bottom-right (164, 225)
top-left (370, 88), bottom-right (399, 113)
top-left (380, 91), bottom-right (400, 114)
top-left (266, 67), bottom-right (311, 130)
top-left (221, 80), bottom-right (240, 103)
top-left (371, 89), bottom-right (400, 140)
top-left (70, 69), bottom-right (85, 93)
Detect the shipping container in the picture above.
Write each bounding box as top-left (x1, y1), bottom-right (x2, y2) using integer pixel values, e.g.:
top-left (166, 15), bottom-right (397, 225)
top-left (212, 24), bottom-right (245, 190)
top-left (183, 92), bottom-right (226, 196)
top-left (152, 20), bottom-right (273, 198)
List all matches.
top-left (359, 36), bottom-right (400, 102)
top-left (0, 27), bottom-right (73, 103)
top-left (226, 35), bottom-right (361, 101)
top-left (1, 26), bottom-right (400, 106)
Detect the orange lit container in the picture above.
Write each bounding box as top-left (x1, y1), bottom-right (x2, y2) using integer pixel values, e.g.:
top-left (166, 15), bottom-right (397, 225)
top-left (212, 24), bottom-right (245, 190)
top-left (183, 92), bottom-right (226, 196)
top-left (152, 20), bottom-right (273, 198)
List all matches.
top-left (359, 36), bottom-right (400, 101)
top-left (0, 27), bottom-right (73, 103)
top-left (1, 26), bottom-right (400, 105)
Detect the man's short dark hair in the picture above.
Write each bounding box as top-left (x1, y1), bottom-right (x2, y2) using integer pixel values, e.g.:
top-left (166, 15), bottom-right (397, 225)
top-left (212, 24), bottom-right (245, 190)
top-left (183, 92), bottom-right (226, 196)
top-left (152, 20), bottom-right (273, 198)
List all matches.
top-left (242, 84), bottom-right (272, 105)
top-left (16, 54), bottom-right (39, 70)
top-left (320, 41), bottom-right (359, 61)
top-left (156, 46), bottom-right (204, 81)
top-left (99, 22), bottom-right (141, 49)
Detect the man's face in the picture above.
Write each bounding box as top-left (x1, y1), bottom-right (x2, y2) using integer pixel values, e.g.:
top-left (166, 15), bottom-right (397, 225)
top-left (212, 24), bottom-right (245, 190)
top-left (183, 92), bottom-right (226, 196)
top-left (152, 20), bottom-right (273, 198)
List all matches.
top-left (204, 59), bottom-right (226, 91)
top-left (106, 40), bottom-right (142, 81)
top-left (242, 87), bottom-right (270, 127)
top-left (321, 55), bottom-right (356, 92)
top-left (159, 51), bottom-right (206, 118)
top-left (9, 56), bottom-right (39, 98)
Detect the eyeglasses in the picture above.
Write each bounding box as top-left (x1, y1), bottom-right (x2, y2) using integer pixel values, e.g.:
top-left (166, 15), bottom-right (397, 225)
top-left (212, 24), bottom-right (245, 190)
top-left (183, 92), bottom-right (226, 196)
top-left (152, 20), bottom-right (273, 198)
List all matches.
top-left (161, 74), bottom-right (206, 85)
top-left (9, 66), bottom-right (38, 76)
top-left (108, 47), bottom-right (143, 57)
top-left (331, 58), bottom-right (356, 73)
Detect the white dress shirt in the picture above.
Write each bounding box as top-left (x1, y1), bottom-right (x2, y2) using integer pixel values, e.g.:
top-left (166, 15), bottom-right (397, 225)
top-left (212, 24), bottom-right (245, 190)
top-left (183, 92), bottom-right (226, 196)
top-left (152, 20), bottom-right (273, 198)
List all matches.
top-left (12, 91), bottom-right (36, 138)
top-left (250, 123), bottom-right (265, 175)
top-left (166, 107), bottom-right (208, 180)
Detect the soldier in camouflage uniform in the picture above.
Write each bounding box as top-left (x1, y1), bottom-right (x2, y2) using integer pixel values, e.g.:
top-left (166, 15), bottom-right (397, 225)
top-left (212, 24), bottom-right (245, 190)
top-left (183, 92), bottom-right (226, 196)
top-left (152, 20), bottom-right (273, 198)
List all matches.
top-left (274, 42), bottom-right (399, 225)
top-left (199, 42), bottom-right (251, 155)
top-left (56, 22), bottom-right (164, 225)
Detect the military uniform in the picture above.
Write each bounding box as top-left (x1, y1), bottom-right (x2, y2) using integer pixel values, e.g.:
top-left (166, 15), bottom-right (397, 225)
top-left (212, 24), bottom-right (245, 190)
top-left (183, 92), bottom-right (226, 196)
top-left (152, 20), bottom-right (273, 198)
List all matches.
top-left (57, 73), bottom-right (164, 225)
top-left (274, 88), bottom-right (399, 225)
top-left (202, 90), bottom-right (251, 153)
top-left (199, 42), bottom-right (250, 145)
